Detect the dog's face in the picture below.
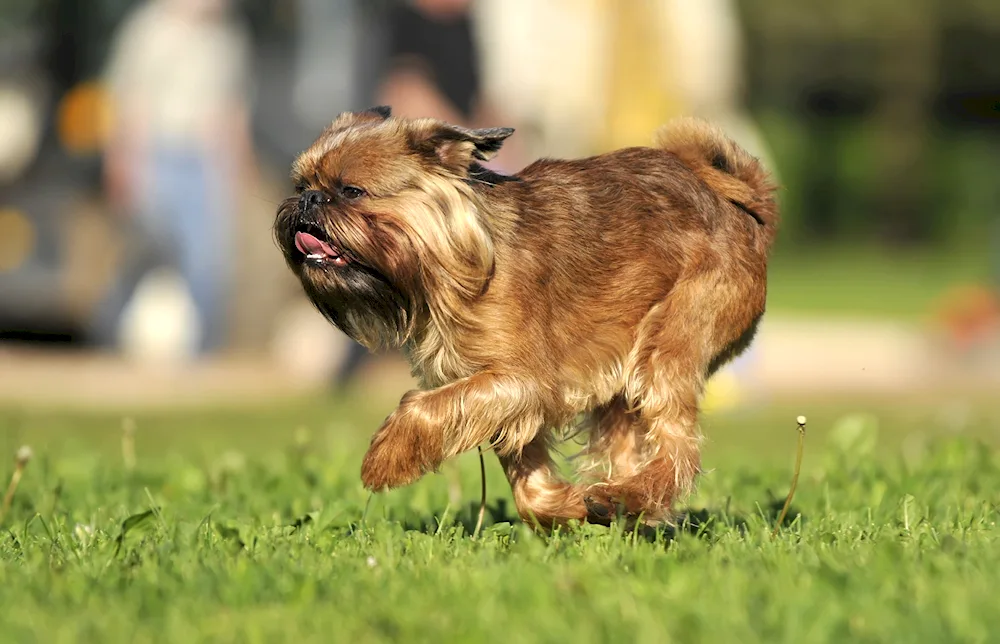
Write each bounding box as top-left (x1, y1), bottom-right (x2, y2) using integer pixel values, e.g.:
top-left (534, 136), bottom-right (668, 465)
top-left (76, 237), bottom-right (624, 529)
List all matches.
top-left (274, 106), bottom-right (514, 349)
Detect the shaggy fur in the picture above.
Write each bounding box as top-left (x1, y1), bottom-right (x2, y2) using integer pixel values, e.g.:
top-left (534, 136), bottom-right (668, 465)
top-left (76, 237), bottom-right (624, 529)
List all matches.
top-left (273, 106), bottom-right (779, 527)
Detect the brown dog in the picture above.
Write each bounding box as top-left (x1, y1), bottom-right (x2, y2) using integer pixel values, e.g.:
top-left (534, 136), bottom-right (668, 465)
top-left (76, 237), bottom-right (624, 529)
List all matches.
top-left (274, 106), bottom-right (778, 527)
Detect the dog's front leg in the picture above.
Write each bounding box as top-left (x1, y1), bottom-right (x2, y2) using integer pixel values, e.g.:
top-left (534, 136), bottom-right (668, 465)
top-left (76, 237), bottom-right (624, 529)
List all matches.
top-left (361, 372), bottom-right (545, 491)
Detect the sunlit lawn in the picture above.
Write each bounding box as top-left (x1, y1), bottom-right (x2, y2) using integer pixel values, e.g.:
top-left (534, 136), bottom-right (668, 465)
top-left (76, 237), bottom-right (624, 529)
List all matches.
top-left (0, 392), bottom-right (998, 642)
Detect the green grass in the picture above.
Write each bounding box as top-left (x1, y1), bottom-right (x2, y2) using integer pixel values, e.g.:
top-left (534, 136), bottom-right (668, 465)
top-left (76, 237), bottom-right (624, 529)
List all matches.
top-left (766, 244), bottom-right (994, 320)
top-left (1, 394), bottom-right (999, 643)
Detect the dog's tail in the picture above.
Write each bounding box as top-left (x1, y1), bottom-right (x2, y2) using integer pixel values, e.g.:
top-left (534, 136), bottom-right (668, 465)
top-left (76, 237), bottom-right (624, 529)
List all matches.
top-left (655, 118), bottom-right (779, 240)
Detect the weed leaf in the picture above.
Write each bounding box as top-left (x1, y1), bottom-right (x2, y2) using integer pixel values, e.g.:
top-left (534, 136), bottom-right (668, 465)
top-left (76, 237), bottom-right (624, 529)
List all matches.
top-left (113, 508), bottom-right (159, 556)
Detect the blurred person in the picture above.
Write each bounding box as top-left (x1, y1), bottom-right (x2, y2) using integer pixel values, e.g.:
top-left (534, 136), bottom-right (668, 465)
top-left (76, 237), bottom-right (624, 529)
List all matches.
top-left (333, 0), bottom-right (524, 388)
top-left (374, 0), bottom-right (525, 171)
top-left (474, 0), bottom-right (774, 165)
top-left (472, 0), bottom-right (622, 159)
top-left (90, 0), bottom-right (254, 358)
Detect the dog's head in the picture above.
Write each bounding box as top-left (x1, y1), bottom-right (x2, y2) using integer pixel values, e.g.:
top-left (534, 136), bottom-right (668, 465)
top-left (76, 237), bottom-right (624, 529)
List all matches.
top-left (273, 106), bottom-right (514, 349)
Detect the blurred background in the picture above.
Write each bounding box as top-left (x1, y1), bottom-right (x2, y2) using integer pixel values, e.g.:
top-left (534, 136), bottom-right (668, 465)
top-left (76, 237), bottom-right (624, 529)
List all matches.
top-left (0, 0), bottom-right (998, 411)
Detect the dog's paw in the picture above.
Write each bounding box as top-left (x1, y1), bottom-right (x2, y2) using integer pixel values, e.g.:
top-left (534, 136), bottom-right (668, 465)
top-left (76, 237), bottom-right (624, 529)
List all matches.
top-left (360, 433), bottom-right (425, 491)
top-left (582, 490), bottom-right (619, 526)
top-left (360, 412), bottom-right (442, 491)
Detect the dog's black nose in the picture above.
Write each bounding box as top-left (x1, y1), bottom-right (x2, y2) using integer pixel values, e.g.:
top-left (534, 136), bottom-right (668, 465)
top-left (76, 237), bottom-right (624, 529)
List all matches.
top-left (299, 190), bottom-right (327, 211)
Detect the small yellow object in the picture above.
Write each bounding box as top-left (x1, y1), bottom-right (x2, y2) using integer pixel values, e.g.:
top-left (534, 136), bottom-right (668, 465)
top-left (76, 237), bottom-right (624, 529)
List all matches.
top-left (0, 207), bottom-right (35, 273)
top-left (703, 370), bottom-right (743, 413)
top-left (796, 415), bottom-right (807, 426)
top-left (56, 81), bottom-right (112, 154)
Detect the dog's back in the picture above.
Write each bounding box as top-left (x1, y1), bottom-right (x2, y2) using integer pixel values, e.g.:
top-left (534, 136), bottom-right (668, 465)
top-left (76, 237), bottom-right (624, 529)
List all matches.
top-left (511, 119), bottom-right (778, 254)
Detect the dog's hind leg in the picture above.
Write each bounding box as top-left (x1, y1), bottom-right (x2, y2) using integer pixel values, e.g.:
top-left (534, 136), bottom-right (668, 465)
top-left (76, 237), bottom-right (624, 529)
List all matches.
top-left (583, 264), bottom-right (766, 524)
top-left (577, 397), bottom-right (657, 523)
top-left (498, 433), bottom-right (593, 528)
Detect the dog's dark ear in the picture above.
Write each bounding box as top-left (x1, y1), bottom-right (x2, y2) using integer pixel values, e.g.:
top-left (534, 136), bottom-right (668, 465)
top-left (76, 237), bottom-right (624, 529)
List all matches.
top-left (412, 122), bottom-right (515, 170)
top-left (452, 125), bottom-right (515, 161)
top-left (365, 105), bottom-right (392, 120)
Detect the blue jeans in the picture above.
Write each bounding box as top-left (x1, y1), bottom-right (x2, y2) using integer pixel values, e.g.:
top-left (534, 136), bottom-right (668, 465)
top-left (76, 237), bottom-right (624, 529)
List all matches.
top-left (90, 147), bottom-right (232, 355)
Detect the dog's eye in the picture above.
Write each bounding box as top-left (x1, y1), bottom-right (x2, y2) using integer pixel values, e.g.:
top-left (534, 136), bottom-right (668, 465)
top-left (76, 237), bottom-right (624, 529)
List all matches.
top-left (341, 186), bottom-right (366, 200)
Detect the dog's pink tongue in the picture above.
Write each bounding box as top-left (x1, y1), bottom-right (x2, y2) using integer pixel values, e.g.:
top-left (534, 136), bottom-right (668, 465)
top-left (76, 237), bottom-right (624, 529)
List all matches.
top-left (295, 232), bottom-right (338, 257)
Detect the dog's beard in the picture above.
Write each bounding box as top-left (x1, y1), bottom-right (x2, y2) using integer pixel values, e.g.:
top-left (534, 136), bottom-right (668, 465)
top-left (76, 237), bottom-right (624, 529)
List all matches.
top-left (273, 198), bottom-right (416, 350)
top-left (274, 171), bottom-right (497, 364)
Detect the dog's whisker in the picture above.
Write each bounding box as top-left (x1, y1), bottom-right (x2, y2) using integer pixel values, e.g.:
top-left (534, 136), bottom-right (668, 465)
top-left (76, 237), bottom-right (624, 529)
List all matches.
top-left (250, 193), bottom-right (282, 206)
